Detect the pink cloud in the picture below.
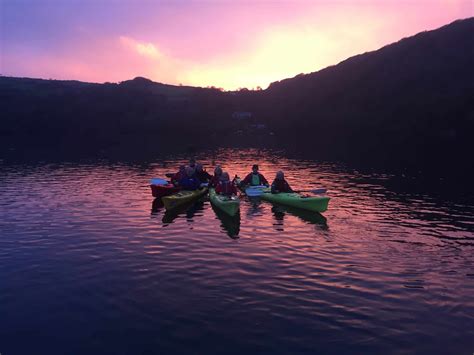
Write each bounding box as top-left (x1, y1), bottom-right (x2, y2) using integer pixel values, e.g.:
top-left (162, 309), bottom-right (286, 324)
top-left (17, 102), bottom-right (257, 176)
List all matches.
top-left (2, 0), bottom-right (471, 89)
top-left (119, 36), bottom-right (162, 60)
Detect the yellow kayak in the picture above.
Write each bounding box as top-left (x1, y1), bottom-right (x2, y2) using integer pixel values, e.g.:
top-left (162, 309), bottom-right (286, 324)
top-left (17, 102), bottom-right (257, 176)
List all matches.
top-left (162, 188), bottom-right (208, 210)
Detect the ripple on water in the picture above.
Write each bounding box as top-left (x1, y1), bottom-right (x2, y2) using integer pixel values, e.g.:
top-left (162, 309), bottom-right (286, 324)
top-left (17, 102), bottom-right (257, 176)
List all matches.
top-left (0, 148), bottom-right (473, 355)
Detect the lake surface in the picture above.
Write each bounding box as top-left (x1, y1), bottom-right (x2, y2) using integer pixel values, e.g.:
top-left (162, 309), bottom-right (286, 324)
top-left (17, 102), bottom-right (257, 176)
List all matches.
top-left (1, 148), bottom-right (473, 355)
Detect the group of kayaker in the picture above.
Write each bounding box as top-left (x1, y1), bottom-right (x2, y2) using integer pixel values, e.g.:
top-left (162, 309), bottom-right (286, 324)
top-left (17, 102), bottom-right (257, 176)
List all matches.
top-left (239, 164), bottom-right (294, 194)
top-left (170, 158), bottom-right (294, 196)
top-left (169, 158), bottom-right (237, 195)
top-left (154, 158), bottom-right (330, 216)
top-left (170, 158), bottom-right (211, 191)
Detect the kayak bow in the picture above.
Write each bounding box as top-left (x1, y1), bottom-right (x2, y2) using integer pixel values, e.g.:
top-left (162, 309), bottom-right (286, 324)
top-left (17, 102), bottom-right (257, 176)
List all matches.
top-left (150, 183), bottom-right (180, 198)
top-left (261, 189), bottom-right (330, 213)
top-left (162, 188), bottom-right (208, 210)
top-left (209, 188), bottom-right (240, 216)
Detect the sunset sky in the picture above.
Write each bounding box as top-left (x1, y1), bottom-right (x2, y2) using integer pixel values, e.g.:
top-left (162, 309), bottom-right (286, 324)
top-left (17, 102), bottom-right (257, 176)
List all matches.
top-left (1, 0), bottom-right (472, 90)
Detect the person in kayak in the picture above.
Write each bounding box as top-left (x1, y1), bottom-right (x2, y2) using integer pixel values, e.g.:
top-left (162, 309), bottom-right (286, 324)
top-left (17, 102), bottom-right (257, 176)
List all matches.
top-left (195, 163), bottom-right (213, 183)
top-left (178, 167), bottom-right (201, 190)
top-left (215, 172), bottom-right (238, 196)
top-left (241, 164), bottom-right (269, 187)
top-left (171, 165), bottom-right (186, 186)
top-left (271, 171), bottom-right (294, 194)
top-left (209, 165), bottom-right (223, 187)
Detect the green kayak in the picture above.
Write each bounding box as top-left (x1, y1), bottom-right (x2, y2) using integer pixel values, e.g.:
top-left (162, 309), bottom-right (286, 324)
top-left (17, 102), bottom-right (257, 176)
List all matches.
top-left (261, 190), bottom-right (330, 213)
top-left (209, 188), bottom-right (240, 216)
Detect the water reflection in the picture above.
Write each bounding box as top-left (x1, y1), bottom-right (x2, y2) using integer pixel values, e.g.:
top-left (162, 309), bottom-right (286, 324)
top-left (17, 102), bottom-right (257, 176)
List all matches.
top-left (162, 200), bottom-right (205, 225)
top-left (153, 196), bottom-right (242, 239)
top-left (211, 205), bottom-right (240, 239)
top-left (271, 205), bottom-right (328, 228)
top-left (245, 196), bottom-right (265, 217)
top-left (0, 147), bottom-right (473, 355)
top-left (151, 197), bottom-right (164, 214)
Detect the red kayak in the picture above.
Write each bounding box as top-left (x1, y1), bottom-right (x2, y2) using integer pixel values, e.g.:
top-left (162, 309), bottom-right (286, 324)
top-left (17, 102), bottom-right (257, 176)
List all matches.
top-left (150, 183), bottom-right (180, 198)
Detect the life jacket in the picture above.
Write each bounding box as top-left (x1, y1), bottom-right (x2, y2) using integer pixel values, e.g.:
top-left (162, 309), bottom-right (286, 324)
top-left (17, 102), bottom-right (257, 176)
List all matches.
top-left (216, 181), bottom-right (237, 195)
top-left (209, 175), bottom-right (221, 188)
top-left (251, 174), bottom-right (261, 186)
top-left (243, 172), bottom-right (268, 186)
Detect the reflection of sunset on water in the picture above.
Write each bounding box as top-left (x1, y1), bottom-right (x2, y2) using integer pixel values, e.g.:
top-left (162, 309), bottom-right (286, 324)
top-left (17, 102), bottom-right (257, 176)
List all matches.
top-left (1, 148), bottom-right (473, 353)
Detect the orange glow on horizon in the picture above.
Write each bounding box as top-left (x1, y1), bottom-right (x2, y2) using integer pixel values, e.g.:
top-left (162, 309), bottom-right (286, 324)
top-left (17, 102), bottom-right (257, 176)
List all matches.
top-left (1, 0), bottom-right (472, 90)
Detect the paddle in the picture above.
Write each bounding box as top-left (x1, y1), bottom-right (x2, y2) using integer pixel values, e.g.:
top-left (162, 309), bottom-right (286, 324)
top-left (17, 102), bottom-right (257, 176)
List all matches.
top-left (165, 173), bottom-right (174, 178)
top-left (246, 185), bottom-right (267, 189)
top-left (294, 188), bottom-right (327, 195)
top-left (150, 178), bottom-right (169, 185)
top-left (246, 187), bottom-right (327, 196)
top-left (244, 185), bottom-right (268, 197)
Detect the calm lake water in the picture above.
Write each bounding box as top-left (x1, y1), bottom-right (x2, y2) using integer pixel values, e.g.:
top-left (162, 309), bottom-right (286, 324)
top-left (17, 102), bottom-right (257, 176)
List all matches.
top-left (1, 148), bottom-right (473, 355)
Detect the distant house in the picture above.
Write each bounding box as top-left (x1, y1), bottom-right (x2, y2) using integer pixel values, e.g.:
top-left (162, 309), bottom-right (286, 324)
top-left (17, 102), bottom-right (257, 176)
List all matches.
top-left (232, 111), bottom-right (252, 120)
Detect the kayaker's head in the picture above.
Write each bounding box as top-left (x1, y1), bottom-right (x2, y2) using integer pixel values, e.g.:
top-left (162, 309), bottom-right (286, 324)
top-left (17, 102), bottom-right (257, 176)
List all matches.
top-left (221, 172), bottom-right (230, 182)
top-left (185, 166), bottom-right (195, 177)
top-left (189, 157), bottom-right (196, 168)
top-left (252, 164), bottom-right (259, 174)
top-left (276, 170), bottom-right (285, 180)
top-left (214, 165), bottom-right (222, 176)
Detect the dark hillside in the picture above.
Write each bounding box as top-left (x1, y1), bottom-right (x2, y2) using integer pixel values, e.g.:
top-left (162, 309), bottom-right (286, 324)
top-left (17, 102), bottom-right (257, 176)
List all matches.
top-left (1, 18), bottom-right (473, 176)
top-left (259, 18), bottom-right (474, 172)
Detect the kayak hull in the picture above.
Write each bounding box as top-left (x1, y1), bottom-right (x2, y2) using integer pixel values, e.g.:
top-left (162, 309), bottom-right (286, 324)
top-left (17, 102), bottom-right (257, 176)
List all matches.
top-left (162, 188), bottom-right (208, 210)
top-left (150, 183), bottom-right (180, 198)
top-left (209, 188), bottom-right (240, 216)
top-left (261, 191), bottom-right (330, 213)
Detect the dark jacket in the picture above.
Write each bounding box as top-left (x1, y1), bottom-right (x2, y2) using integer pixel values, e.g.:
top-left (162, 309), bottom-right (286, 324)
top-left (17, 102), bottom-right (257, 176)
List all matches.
top-left (178, 176), bottom-right (201, 190)
top-left (271, 178), bottom-right (293, 193)
top-left (196, 170), bottom-right (213, 183)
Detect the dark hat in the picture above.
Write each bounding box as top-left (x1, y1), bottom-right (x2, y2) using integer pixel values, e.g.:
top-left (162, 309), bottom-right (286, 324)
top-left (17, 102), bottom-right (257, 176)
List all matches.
top-left (252, 164), bottom-right (259, 170)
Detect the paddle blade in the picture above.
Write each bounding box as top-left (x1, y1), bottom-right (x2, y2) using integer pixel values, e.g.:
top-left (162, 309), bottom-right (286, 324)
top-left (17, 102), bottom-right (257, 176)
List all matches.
top-left (150, 178), bottom-right (168, 185)
top-left (245, 185), bottom-right (267, 197)
top-left (311, 188), bottom-right (327, 194)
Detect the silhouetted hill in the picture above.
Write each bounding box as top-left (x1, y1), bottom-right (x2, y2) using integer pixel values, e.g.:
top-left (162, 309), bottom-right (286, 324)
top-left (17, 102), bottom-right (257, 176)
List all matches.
top-left (1, 18), bottom-right (473, 177)
top-left (251, 18), bottom-right (473, 173)
top-left (0, 75), bottom-right (235, 151)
